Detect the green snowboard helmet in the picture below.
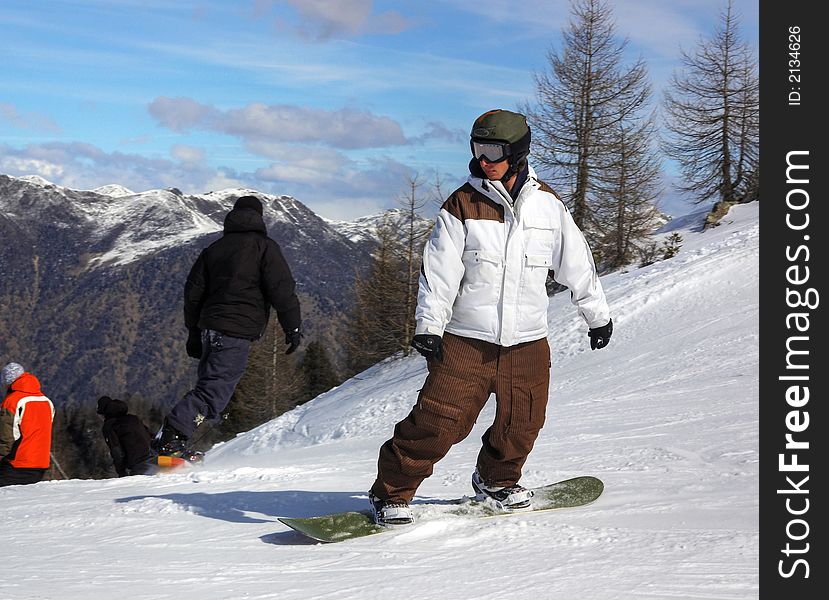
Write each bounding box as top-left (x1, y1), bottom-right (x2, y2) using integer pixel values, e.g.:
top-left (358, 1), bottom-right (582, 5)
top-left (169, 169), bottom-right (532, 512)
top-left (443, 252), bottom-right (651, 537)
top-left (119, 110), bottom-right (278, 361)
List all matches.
top-left (469, 109), bottom-right (531, 179)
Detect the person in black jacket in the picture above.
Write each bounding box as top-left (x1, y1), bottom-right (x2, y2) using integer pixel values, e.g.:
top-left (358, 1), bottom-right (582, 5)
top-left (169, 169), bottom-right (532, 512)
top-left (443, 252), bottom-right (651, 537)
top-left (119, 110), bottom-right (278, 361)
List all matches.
top-left (97, 396), bottom-right (157, 476)
top-left (154, 195), bottom-right (302, 457)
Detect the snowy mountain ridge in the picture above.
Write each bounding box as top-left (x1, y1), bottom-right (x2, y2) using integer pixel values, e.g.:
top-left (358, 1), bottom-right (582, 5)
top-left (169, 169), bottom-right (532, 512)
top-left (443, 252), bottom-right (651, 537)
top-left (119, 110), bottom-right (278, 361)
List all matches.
top-left (1, 174), bottom-right (327, 269)
top-left (323, 207), bottom-right (434, 247)
top-left (1, 173), bottom-right (427, 270)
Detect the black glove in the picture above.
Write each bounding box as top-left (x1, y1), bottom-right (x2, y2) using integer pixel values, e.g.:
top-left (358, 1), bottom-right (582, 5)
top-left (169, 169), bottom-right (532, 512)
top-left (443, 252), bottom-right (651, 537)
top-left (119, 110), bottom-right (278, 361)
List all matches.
top-left (588, 319), bottom-right (613, 350)
top-left (186, 328), bottom-right (202, 359)
top-left (411, 334), bottom-right (444, 362)
top-left (285, 327), bottom-right (302, 355)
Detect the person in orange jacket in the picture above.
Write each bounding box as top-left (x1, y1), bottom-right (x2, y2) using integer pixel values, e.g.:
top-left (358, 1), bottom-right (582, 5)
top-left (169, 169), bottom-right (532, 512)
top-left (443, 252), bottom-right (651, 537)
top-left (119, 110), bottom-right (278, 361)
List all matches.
top-left (0, 362), bottom-right (55, 487)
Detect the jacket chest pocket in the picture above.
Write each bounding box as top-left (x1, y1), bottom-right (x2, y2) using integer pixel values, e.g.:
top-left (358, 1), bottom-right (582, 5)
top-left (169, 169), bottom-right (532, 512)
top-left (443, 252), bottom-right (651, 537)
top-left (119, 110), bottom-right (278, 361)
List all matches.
top-left (460, 250), bottom-right (503, 302)
top-left (463, 250), bottom-right (502, 265)
top-left (523, 217), bottom-right (559, 256)
top-left (525, 254), bottom-right (553, 268)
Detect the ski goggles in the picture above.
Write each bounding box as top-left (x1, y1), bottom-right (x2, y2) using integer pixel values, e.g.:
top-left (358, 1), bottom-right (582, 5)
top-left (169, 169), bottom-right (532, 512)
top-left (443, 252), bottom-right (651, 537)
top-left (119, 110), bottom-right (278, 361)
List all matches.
top-left (471, 140), bottom-right (510, 163)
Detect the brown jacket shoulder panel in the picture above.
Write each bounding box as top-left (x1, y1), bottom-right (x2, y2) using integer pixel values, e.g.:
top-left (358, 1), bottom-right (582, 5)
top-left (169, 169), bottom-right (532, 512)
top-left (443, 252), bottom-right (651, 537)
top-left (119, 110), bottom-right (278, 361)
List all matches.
top-left (536, 179), bottom-right (561, 200)
top-left (442, 183), bottom-right (504, 223)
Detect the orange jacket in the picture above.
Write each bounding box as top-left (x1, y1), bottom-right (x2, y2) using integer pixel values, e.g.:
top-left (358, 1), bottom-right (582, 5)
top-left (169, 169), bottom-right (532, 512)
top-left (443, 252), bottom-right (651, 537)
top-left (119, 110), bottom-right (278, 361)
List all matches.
top-left (0, 372), bottom-right (54, 469)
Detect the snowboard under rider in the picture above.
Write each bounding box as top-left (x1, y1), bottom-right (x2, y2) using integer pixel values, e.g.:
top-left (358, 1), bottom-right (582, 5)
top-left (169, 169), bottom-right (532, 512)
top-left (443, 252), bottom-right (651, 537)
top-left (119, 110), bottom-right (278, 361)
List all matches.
top-left (153, 194), bottom-right (303, 458)
top-left (368, 109), bottom-right (613, 526)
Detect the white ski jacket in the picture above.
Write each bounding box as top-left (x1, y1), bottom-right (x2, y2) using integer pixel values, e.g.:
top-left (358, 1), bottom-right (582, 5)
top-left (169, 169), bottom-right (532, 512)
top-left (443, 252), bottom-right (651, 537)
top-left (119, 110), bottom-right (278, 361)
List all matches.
top-left (415, 165), bottom-right (610, 347)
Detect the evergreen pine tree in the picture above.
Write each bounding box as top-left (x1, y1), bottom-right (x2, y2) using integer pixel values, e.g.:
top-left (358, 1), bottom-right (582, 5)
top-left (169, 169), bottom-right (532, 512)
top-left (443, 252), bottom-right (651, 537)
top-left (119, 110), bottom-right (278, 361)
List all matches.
top-left (300, 339), bottom-right (340, 404)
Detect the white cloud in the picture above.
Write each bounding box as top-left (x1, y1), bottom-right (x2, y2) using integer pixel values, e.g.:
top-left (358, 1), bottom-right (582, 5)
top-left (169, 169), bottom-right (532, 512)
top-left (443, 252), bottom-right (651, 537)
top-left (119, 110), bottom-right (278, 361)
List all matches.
top-left (254, 153), bottom-right (418, 218)
top-left (409, 121), bottom-right (465, 145)
top-left (0, 103), bottom-right (61, 133)
top-left (309, 196), bottom-right (390, 221)
top-left (171, 144), bottom-right (206, 164)
top-left (1, 156), bottom-right (66, 180)
top-left (200, 171), bottom-right (250, 193)
top-left (256, 163), bottom-right (325, 186)
top-left (148, 97), bottom-right (218, 132)
top-left (257, 0), bottom-right (413, 41)
top-left (148, 97), bottom-right (407, 149)
top-left (0, 142), bottom-right (234, 195)
top-left (224, 103), bottom-right (407, 148)
top-left (246, 141), bottom-right (348, 169)
top-left (288, 0), bottom-right (372, 35)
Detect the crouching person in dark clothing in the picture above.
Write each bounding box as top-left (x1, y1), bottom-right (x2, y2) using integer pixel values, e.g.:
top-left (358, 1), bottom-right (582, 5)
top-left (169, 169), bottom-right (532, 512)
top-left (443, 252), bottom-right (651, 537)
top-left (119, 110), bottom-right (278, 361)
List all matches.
top-left (97, 396), bottom-right (157, 476)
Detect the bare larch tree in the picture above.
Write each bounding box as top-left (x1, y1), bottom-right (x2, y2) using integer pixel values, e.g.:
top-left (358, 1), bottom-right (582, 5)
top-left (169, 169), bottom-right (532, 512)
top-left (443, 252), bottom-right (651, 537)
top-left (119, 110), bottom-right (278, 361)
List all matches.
top-left (662, 0), bottom-right (759, 207)
top-left (525, 0), bottom-right (651, 233)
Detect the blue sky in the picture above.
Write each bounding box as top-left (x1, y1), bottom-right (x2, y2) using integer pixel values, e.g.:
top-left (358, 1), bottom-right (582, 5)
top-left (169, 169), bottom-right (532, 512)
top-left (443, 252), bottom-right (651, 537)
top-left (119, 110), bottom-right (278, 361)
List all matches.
top-left (1, 0), bottom-right (758, 220)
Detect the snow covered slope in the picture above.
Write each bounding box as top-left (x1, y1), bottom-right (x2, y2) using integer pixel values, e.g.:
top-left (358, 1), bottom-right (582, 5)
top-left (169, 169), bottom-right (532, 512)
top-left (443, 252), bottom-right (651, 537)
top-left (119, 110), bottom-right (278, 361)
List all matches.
top-left (0, 204), bottom-right (759, 600)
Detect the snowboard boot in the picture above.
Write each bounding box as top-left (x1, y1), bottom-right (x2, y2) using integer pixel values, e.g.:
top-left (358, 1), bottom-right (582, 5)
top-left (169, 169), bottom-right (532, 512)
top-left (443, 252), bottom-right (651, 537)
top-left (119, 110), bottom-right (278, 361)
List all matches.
top-left (472, 469), bottom-right (534, 510)
top-left (152, 421), bottom-right (190, 458)
top-left (127, 456), bottom-right (160, 476)
top-left (369, 491), bottom-right (414, 526)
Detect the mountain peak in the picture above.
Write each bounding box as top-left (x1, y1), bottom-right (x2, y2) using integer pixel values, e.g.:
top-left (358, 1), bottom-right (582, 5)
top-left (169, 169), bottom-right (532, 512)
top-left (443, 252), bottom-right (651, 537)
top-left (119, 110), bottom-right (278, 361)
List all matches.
top-left (92, 184), bottom-right (135, 197)
top-left (16, 174), bottom-right (56, 188)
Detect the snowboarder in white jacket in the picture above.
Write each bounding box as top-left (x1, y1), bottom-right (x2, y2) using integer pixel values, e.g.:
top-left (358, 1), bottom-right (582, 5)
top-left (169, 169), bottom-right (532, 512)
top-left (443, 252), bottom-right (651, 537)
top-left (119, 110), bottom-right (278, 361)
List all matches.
top-left (369, 109), bottom-right (613, 526)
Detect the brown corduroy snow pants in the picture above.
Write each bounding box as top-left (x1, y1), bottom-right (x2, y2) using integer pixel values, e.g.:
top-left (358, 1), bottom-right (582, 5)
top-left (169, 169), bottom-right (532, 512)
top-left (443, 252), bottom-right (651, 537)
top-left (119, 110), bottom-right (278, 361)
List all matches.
top-left (371, 333), bottom-right (551, 503)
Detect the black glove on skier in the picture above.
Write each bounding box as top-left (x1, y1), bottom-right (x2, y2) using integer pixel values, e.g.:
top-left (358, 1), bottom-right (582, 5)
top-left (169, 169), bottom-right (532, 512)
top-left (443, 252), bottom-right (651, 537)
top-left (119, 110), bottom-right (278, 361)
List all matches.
top-left (285, 327), bottom-right (303, 355)
top-left (411, 334), bottom-right (444, 362)
top-left (186, 328), bottom-right (202, 359)
top-left (588, 319), bottom-right (613, 350)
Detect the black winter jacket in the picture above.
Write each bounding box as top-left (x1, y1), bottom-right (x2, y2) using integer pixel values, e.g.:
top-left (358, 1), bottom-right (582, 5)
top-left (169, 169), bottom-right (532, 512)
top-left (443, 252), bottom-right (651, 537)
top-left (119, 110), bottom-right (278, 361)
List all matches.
top-left (183, 205), bottom-right (301, 340)
top-left (100, 399), bottom-right (155, 476)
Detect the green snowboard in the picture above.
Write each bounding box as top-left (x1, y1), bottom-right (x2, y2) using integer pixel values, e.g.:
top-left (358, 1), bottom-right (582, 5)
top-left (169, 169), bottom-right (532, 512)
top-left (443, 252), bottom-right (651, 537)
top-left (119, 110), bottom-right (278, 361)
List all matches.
top-left (278, 475), bottom-right (603, 543)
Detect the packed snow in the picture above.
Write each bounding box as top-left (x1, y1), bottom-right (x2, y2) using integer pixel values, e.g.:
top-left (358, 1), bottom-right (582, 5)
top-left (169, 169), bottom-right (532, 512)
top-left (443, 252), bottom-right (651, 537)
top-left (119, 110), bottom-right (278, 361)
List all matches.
top-left (0, 204), bottom-right (759, 600)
